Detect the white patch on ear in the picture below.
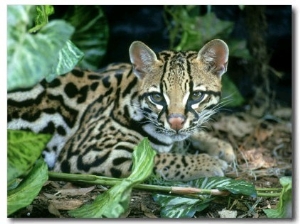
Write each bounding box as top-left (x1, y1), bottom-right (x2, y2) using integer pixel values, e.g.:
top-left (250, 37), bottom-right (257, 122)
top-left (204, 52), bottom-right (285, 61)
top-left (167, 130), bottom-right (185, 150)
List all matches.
top-left (129, 41), bottom-right (158, 79)
top-left (197, 39), bottom-right (229, 77)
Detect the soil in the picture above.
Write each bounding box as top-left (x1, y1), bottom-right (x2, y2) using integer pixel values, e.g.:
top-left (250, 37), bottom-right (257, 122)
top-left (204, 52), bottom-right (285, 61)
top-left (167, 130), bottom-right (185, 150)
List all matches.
top-left (9, 105), bottom-right (292, 219)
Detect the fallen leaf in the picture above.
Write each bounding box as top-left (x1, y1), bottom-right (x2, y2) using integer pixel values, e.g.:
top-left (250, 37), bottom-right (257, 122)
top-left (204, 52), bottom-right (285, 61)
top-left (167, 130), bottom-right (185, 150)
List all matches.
top-left (48, 202), bottom-right (61, 217)
top-left (56, 185), bottom-right (95, 196)
top-left (241, 148), bottom-right (276, 169)
top-left (273, 108), bottom-right (292, 120)
top-left (49, 199), bottom-right (84, 210)
top-left (43, 192), bottom-right (58, 199)
top-left (141, 203), bottom-right (157, 218)
top-left (254, 126), bottom-right (273, 142)
top-left (218, 208), bottom-right (237, 218)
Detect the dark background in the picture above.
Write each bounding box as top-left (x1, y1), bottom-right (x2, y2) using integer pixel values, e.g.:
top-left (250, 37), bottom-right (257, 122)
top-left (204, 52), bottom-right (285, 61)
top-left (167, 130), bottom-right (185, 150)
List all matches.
top-left (54, 5), bottom-right (292, 107)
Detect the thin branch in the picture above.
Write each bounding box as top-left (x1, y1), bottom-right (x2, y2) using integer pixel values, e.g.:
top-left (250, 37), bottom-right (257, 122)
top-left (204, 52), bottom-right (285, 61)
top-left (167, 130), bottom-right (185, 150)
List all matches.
top-left (48, 172), bottom-right (282, 198)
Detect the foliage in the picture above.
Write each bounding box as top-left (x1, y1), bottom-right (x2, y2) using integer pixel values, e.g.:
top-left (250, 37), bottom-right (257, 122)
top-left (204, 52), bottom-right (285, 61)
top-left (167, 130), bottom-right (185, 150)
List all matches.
top-left (7, 159), bottom-right (48, 215)
top-left (7, 5), bottom-right (83, 91)
top-left (7, 130), bottom-right (51, 183)
top-left (68, 138), bottom-right (156, 218)
top-left (7, 130), bottom-right (50, 215)
top-left (263, 177), bottom-right (292, 218)
top-left (153, 177), bottom-right (257, 218)
top-left (61, 5), bottom-right (109, 69)
top-left (7, 5), bottom-right (109, 215)
top-left (28, 5), bottom-right (54, 33)
top-left (7, 5), bottom-right (108, 91)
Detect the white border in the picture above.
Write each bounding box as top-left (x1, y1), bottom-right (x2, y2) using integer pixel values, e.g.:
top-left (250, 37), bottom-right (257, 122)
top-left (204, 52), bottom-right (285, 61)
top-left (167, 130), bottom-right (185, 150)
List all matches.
top-left (1, 2), bottom-right (298, 224)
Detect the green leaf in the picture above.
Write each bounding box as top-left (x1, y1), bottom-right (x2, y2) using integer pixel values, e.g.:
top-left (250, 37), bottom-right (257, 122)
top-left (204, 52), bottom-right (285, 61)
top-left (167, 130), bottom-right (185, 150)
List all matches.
top-left (226, 39), bottom-right (252, 60)
top-left (29, 5), bottom-right (55, 33)
top-left (63, 6), bottom-right (109, 69)
top-left (69, 138), bottom-right (156, 218)
top-left (153, 177), bottom-right (257, 218)
top-left (165, 8), bottom-right (234, 51)
top-left (7, 159), bottom-right (48, 215)
top-left (153, 194), bottom-right (212, 218)
top-left (263, 176), bottom-right (292, 218)
top-left (35, 5), bottom-right (54, 24)
top-left (7, 130), bottom-right (51, 182)
top-left (7, 5), bottom-right (77, 91)
top-left (221, 75), bottom-right (245, 107)
top-left (213, 178), bottom-right (257, 198)
top-left (46, 40), bottom-right (84, 82)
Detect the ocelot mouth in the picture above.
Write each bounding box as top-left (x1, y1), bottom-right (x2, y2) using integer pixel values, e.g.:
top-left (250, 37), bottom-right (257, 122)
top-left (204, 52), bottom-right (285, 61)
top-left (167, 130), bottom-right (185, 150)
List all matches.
top-left (168, 132), bottom-right (190, 142)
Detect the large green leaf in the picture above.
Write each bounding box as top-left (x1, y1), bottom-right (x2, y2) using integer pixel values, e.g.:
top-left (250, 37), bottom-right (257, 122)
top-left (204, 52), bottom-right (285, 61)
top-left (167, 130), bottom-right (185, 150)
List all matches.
top-left (46, 40), bottom-right (84, 82)
top-left (69, 138), bottom-right (156, 218)
top-left (7, 5), bottom-right (82, 91)
top-left (7, 130), bottom-right (51, 182)
top-left (7, 159), bottom-right (48, 216)
top-left (263, 177), bottom-right (292, 218)
top-left (210, 177), bottom-right (257, 198)
top-left (153, 194), bottom-right (212, 218)
top-left (153, 177), bottom-right (257, 218)
top-left (63, 6), bottom-right (109, 69)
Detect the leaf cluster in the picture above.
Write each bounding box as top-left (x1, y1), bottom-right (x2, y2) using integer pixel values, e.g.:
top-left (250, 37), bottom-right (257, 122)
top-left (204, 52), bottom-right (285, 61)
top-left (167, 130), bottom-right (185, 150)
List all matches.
top-left (7, 5), bottom-right (108, 91)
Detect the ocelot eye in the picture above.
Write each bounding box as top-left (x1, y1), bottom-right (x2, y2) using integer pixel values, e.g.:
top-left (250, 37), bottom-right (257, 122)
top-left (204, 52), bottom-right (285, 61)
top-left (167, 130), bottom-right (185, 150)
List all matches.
top-left (190, 91), bottom-right (204, 102)
top-left (149, 92), bottom-right (164, 104)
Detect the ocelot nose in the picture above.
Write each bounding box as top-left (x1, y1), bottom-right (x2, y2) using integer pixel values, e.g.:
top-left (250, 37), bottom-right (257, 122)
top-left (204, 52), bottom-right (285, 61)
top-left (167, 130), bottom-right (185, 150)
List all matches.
top-left (168, 114), bottom-right (186, 131)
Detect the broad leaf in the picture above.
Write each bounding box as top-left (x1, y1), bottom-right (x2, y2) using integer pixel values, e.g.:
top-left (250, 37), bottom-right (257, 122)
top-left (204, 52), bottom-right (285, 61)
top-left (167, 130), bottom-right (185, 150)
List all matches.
top-left (193, 177), bottom-right (257, 198)
top-left (153, 194), bottom-right (212, 218)
top-left (7, 130), bottom-right (51, 182)
top-left (63, 6), bottom-right (109, 69)
top-left (7, 5), bottom-right (79, 91)
top-left (46, 40), bottom-right (84, 82)
top-left (263, 176), bottom-right (292, 218)
top-left (7, 159), bottom-right (48, 215)
top-left (69, 138), bottom-right (156, 218)
top-left (154, 177), bottom-right (257, 218)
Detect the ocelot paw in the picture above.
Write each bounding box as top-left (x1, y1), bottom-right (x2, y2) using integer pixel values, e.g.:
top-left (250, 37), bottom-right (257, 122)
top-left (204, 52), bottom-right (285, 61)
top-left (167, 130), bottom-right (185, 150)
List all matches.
top-left (193, 153), bottom-right (228, 177)
top-left (154, 153), bottom-right (228, 181)
top-left (205, 139), bottom-right (236, 163)
top-left (190, 132), bottom-right (236, 163)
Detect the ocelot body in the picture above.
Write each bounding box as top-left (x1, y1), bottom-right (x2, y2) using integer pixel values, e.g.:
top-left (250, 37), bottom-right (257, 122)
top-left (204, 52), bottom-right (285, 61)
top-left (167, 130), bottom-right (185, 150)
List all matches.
top-left (7, 39), bottom-right (235, 181)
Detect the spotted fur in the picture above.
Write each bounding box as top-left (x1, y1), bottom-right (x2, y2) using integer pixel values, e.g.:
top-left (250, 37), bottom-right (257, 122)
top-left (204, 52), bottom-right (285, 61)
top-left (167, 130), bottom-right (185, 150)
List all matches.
top-left (7, 39), bottom-right (235, 181)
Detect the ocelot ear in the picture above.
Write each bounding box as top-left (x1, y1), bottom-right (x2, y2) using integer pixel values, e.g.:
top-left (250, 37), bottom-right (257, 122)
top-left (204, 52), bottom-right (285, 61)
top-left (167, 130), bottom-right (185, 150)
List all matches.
top-left (129, 41), bottom-right (158, 79)
top-left (197, 39), bottom-right (229, 77)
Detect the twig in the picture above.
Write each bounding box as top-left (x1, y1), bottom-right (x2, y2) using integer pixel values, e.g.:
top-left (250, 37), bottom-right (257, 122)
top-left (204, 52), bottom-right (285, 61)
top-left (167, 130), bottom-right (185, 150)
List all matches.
top-left (48, 172), bottom-right (282, 198)
top-left (49, 172), bottom-right (230, 198)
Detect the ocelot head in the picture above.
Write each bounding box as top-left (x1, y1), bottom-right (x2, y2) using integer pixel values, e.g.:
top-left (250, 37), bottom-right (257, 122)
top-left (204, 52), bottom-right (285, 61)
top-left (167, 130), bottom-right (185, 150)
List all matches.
top-left (129, 39), bottom-right (229, 141)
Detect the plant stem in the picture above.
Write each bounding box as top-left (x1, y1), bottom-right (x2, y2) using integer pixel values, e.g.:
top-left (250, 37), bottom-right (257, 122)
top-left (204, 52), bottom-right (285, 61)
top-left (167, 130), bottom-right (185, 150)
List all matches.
top-left (48, 172), bottom-right (230, 197)
top-left (48, 172), bottom-right (282, 198)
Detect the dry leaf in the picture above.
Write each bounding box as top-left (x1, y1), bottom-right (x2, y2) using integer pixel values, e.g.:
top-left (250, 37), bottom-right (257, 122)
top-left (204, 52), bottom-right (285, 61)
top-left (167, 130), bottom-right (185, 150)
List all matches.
top-left (56, 185), bottom-right (95, 196)
top-left (49, 199), bottom-right (84, 210)
top-left (218, 208), bottom-right (237, 218)
top-left (43, 193), bottom-right (58, 199)
top-left (141, 203), bottom-right (157, 218)
top-left (241, 148), bottom-right (276, 169)
top-left (254, 126), bottom-right (273, 142)
top-left (273, 107), bottom-right (292, 119)
top-left (48, 203), bottom-right (61, 217)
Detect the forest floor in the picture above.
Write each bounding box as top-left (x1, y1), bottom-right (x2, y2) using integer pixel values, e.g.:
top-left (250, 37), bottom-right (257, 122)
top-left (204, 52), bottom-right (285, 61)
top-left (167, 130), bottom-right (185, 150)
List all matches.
top-left (10, 104), bottom-right (293, 219)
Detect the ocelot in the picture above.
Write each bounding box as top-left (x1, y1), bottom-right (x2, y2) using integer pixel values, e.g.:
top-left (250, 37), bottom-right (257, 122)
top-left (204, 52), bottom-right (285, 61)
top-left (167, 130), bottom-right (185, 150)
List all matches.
top-left (7, 39), bottom-right (235, 181)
